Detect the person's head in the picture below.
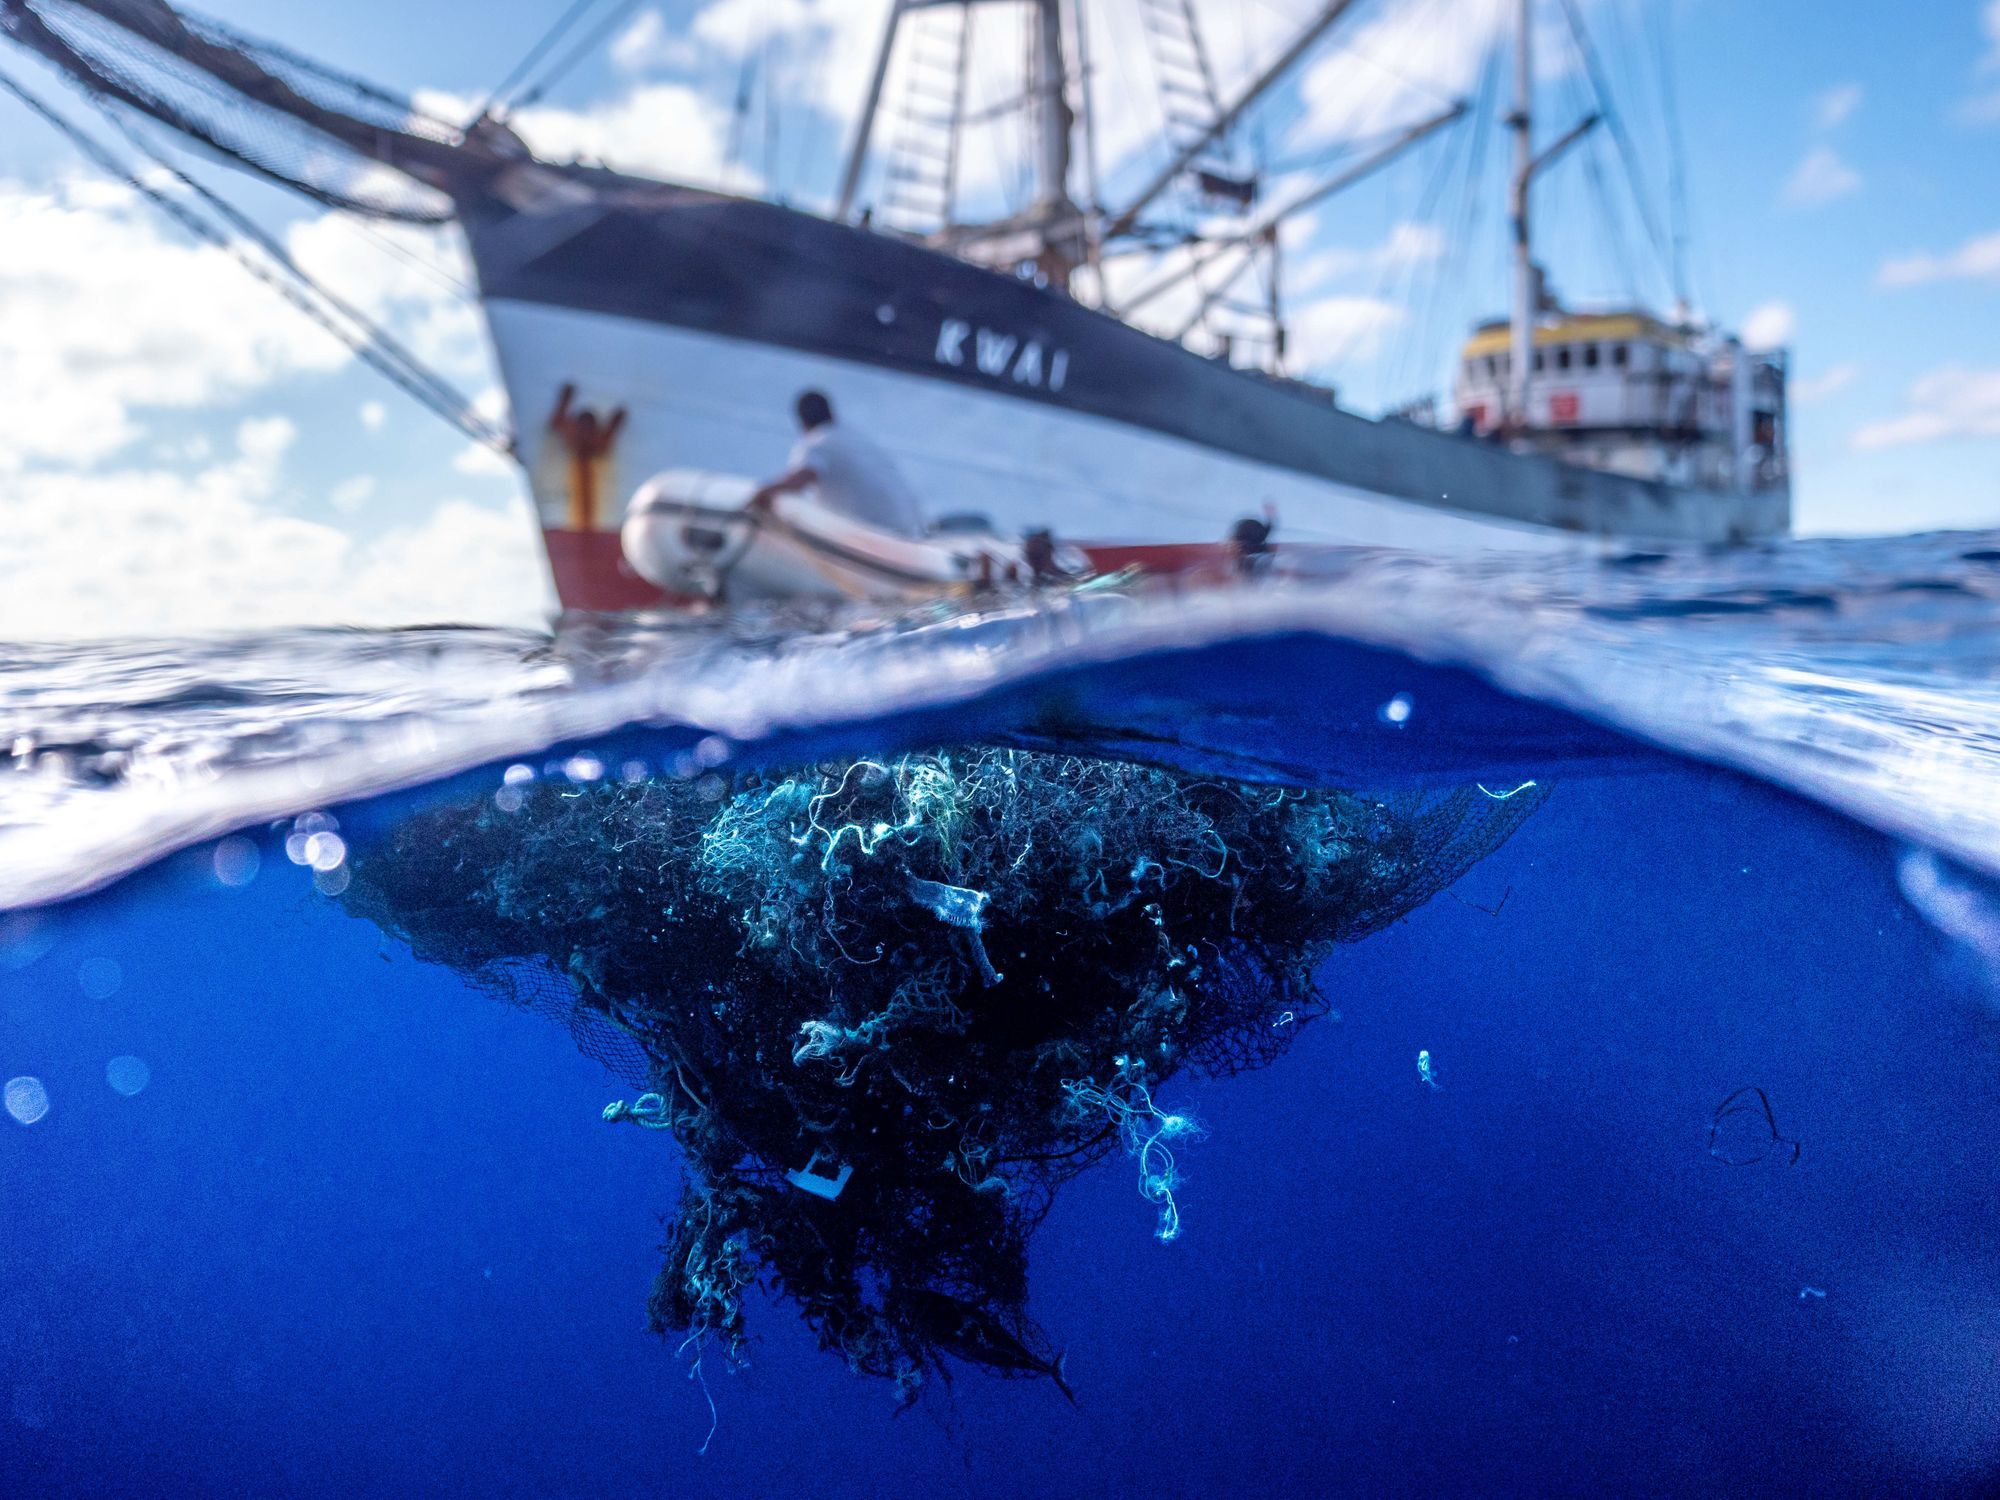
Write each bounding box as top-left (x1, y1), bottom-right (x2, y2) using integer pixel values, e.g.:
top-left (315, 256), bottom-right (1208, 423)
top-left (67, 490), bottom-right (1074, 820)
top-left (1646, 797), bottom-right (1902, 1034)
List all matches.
top-left (796, 390), bottom-right (834, 431)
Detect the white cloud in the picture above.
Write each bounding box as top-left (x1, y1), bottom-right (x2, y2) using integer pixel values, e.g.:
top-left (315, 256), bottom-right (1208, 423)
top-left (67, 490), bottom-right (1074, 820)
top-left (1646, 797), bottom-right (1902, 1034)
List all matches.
top-left (691, 0), bottom-right (875, 64)
top-left (0, 171), bottom-right (547, 633)
top-left (1791, 362), bottom-right (1860, 404)
top-left (330, 475), bottom-right (378, 514)
top-left (1289, 220), bottom-right (1445, 291)
top-left (558, 0), bottom-right (1418, 221)
top-left (1813, 83), bottom-right (1863, 130)
top-left (1781, 145), bottom-right (1861, 207)
top-left (419, 82), bottom-right (742, 190)
top-left (340, 499), bottom-right (554, 627)
top-left (1852, 367), bottom-right (2000, 450)
top-left (1741, 300), bottom-right (1795, 352)
top-left (585, 0), bottom-right (1314, 218)
top-left (609, 9), bottom-right (701, 74)
top-left (1287, 294), bottom-right (1406, 369)
top-left (0, 427), bottom-right (551, 635)
top-left (1878, 229), bottom-right (2000, 287)
top-left (1955, 3), bottom-right (2000, 121)
top-left (237, 415), bottom-right (297, 465)
top-left (1291, 0), bottom-right (1513, 149)
top-left (452, 441), bottom-right (515, 478)
top-left (285, 213), bottom-right (489, 379)
top-left (0, 177), bottom-right (347, 472)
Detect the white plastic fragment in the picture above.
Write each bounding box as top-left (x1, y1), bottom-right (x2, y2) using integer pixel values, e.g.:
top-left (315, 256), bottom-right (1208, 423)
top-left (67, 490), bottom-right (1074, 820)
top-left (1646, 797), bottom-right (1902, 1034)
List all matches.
top-left (785, 1149), bottom-right (855, 1201)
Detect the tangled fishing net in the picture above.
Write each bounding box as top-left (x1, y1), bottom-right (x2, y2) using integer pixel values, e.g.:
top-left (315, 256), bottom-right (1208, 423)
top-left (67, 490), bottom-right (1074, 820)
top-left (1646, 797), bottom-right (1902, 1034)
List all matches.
top-left (344, 749), bottom-right (1544, 1402)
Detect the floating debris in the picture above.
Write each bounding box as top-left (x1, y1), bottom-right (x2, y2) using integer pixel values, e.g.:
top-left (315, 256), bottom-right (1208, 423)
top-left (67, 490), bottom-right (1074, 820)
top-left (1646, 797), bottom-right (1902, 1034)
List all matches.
top-left (346, 749), bottom-right (1546, 1400)
top-left (1707, 1087), bottom-right (1801, 1166)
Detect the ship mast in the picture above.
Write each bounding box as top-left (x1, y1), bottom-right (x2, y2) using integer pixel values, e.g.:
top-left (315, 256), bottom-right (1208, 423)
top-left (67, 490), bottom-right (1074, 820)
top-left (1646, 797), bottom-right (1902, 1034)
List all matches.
top-left (840, 0), bottom-right (1445, 353)
top-left (1507, 0), bottom-right (1533, 429)
top-left (1028, 0), bottom-right (1073, 220)
top-left (1025, 0), bottom-right (1084, 284)
top-left (1503, 0), bottom-right (1601, 427)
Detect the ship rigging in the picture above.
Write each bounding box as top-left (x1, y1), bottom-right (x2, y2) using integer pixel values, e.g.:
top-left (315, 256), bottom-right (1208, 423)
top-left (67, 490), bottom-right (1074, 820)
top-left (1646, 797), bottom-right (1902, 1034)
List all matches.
top-left (1, 0), bottom-right (1791, 612)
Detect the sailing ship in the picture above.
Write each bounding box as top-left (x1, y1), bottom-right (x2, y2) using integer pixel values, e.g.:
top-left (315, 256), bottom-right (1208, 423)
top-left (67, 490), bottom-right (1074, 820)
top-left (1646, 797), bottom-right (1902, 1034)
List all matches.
top-left (1, 0), bottom-right (1791, 611)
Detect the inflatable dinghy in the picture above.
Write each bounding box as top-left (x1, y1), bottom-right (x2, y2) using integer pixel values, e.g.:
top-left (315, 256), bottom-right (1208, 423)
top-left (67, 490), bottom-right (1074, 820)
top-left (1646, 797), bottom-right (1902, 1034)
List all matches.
top-left (621, 470), bottom-right (1086, 604)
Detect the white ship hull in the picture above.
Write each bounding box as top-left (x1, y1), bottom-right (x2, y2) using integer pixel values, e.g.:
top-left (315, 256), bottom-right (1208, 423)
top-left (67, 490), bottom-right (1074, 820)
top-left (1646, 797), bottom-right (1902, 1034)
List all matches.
top-left (489, 298), bottom-right (1577, 608)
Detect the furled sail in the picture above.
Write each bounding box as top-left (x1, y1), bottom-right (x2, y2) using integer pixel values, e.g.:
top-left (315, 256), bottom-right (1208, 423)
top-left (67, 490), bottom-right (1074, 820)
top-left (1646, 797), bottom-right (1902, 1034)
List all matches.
top-left (0, 0), bottom-right (517, 221)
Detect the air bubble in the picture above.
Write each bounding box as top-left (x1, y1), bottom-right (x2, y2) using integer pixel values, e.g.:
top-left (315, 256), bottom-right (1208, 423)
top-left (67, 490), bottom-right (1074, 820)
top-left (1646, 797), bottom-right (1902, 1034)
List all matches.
top-left (78, 956), bottom-right (122, 999)
top-left (302, 831), bottom-right (347, 872)
top-left (5, 1076), bottom-right (50, 1125)
top-left (106, 1055), bottom-right (151, 1096)
top-left (0, 911), bottom-right (55, 970)
top-left (212, 836), bottom-right (261, 887)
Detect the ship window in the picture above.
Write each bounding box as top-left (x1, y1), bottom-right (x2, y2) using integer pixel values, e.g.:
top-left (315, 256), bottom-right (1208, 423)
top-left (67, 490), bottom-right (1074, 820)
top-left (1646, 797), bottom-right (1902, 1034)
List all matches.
top-left (1533, 349), bottom-right (1546, 372)
top-left (1583, 343), bottom-right (1600, 369)
top-left (1611, 343), bottom-right (1629, 368)
top-left (1555, 346), bottom-right (1572, 371)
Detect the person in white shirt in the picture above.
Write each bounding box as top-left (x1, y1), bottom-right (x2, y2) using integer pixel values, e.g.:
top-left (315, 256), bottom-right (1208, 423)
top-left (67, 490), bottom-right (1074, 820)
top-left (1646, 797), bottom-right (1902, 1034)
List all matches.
top-left (747, 390), bottom-right (926, 537)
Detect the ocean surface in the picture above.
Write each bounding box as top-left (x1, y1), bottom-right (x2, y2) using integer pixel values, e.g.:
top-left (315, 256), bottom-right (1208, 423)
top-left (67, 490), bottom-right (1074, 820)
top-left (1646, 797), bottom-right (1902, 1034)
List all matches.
top-left (6, 534), bottom-right (2000, 1497)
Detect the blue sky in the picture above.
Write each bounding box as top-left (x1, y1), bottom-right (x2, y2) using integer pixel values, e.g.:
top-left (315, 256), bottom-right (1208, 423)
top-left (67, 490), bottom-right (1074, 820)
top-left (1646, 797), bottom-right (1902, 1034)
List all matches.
top-left (1, 0), bottom-right (1997, 630)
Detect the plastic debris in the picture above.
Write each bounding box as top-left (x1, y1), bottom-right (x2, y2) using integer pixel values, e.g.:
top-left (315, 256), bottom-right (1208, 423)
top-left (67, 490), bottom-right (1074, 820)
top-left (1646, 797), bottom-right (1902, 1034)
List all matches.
top-left (784, 1149), bottom-right (855, 1201)
top-left (344, 748), bottom-right (1549, 1402)
top-left (603, 1092), bottom-right (674, 1129)
top-left (1707, 1086), bottom-right (1800, 1166)
top-left (906, 875), bottom-right (990, 930)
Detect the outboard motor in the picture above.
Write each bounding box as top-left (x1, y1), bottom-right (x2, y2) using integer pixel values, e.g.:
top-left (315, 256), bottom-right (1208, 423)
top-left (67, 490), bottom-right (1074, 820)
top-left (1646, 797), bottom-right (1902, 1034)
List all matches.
top-left (620, 470), bottom-right (761, 601)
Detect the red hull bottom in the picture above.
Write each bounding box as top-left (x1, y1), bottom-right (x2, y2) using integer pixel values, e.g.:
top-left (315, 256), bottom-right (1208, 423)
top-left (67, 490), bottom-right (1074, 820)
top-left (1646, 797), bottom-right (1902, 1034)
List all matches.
top-left (541, 527), bottom-right (1237, 613)
top-left (543, 528), bottom-right (675, 612)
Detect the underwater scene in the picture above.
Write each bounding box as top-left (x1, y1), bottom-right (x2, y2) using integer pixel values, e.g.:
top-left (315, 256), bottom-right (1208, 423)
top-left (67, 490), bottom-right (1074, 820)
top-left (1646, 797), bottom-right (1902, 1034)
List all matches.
top-left (7, 541), bottom-right (2000, 1496)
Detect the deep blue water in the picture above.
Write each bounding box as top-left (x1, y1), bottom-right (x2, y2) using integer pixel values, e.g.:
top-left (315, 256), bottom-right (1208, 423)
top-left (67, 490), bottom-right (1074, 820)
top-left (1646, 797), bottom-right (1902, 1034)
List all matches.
top-left (7, 552), bottom-right (2000, 1496)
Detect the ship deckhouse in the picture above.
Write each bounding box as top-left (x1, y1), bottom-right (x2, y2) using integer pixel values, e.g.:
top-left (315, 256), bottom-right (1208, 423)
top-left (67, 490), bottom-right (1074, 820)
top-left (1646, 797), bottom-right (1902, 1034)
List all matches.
top-left (1454, 311), bottom-right (1790, 497)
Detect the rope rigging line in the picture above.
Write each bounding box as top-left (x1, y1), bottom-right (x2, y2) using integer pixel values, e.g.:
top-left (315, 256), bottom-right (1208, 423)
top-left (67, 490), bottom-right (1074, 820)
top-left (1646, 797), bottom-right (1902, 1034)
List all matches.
top-left (1399, 43), bottom-right (1499, 407)
top-left (1551, 0), bottom-right (1675, 298)
top-left (1641, 0), bottom-right (1695, 312)
top-left (0, 62), bottom-right (513, 456)
top-left (89, 94), bottom-right (512, 453)
top-left (1321, 74), bottom-right (1462, 375)
top-left (1388, 93), bottom-right (1477, 404)
top-left (510, 0), bottom-right (649, 113)
top-left (474, 0), bottom-right (606, 124)
top-left (1565, 62), bottom-right (1643, 310)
